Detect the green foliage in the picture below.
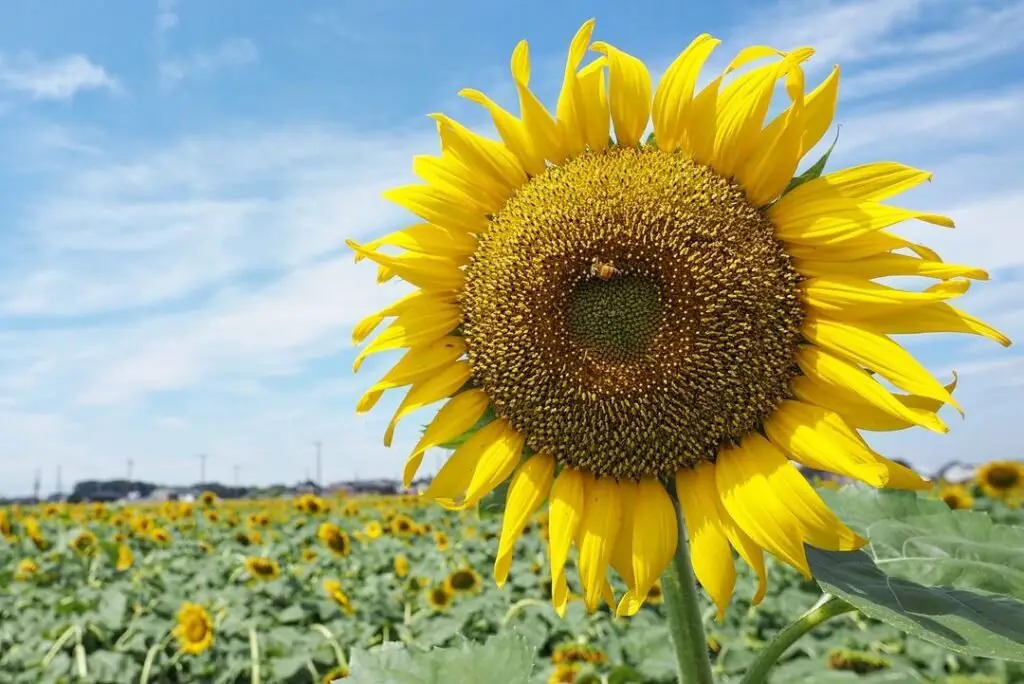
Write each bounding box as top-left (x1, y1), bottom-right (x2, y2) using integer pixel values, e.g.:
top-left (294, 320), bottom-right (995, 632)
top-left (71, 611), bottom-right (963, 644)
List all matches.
top-left (782, 128), bottom-right (840, 195)
top-left (810, 487), bottom-right (1024, 661)
top-left (347, 633), bottom-right (535, 683)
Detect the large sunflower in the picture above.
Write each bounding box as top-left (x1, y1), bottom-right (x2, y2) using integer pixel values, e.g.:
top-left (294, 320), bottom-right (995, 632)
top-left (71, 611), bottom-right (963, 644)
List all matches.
top-left (349, 20), bottom-right (1010, 617)
top-left (975, 460), bottom-right (1023, 499)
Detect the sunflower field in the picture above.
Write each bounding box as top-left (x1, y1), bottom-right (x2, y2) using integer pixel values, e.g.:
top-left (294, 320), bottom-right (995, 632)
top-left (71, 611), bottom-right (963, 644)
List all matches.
top-left (1, 466), bottom-right (1023, 684)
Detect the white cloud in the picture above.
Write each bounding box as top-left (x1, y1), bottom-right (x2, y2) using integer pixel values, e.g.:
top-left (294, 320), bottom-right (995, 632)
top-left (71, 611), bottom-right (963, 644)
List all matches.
top-left (159, 38), bottom-right (259, 86)
top-left (0, 53), bottom-right (116, 100)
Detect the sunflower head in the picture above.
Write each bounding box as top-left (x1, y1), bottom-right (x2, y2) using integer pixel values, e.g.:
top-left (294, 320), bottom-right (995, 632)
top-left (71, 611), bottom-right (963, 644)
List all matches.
top-left (433, 531), bottom-right (451, 551)
top-left (394, 553), bottom-right (410, 578)
top-left (390, 513), bottom-right (416, 536)
top-left (70, 530), bottom-right (98, 556)
top-left (302, 547), bottom-right (319, 562)
top-left (976, 460), bottom-right (1024, 498)
top-left (364, 521), bottom-right (383, 539)
top-left (199, 491), bottom-right (218, 507)
top-left (548, 663), bottom-right (582, 684)
top-left (425, 584), bottom-right (454, 611)
top-left (323, 579), bottom-right (355, 614)
top-left (244, 556), bottom-right (281, 581)
top-left (318, 523), bottom-right (352, 556)
top-left (115, 544), bottom-right (134, 572)
top-left (322, 665), bottom-right (350, 683)
top-left (173, 602), bottom-right (214, 655)
top-left (150, 527), bottom-right (172, 545)
top-left (351, 19), bottom-right (1009, 620)
top-left (14, 558), bottom-right (39, 581)
top-left (939, 484), bottom-right (975, 510)
top-left (204, 509), bottom-right (221, 523)
top-left (444, 567), bottom-right (482, 594)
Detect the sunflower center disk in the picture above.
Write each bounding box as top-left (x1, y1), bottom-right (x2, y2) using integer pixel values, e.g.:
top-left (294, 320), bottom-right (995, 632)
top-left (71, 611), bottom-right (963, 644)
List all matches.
top-left (461, 147), bottom-right (804, 480)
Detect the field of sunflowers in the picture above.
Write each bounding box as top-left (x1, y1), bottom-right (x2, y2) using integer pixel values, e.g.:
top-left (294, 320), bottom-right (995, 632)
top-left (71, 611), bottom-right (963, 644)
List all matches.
top-left (1, 463), bottom-right (1022, 684)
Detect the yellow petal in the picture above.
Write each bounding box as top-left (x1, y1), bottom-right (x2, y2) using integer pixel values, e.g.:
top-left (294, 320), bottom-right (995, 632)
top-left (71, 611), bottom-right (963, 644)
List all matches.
top-left (590, 42), bottom-right (652, 147)
top-left (711, 48), bottom-right (814, 178)
top-left (795, 253), bottom-right (988, 281)
top-left (577, 475), bottom-right (622, 612)
top-left (356, 338), bottom-right (467, 414)
top-left (677, 466), bottom-right (736, 620)
top-left (608, 479), bottom-right (638, 591)
top-left (347, 240), bottom-right (465, 292)
top-left (793, 162), bottom-right (935, 203)
top-left (797, 65), bottom-right (839, 156)
top-left (510, 40), bottom-right (566, 164)
top-left (770, 195), bottom-right (954, 246)
top-left (458, 90), bottom-right (547, 177)
top-left (577, 57), bottom-right (609, 152)
top-left (739, 61), bottom-right (806, 205)
top-left (802, 314), bottom-right (961, 413)
top-left (457, 423), bottom-right (527, 509)
top-left (430, 113), bottom-right (526, 191)
top-left (384, 360), bottom-right (472, 447)
top-left (549, 468), bottom-right (586, 613)
top-left (403, 389), bottom-right (490, 487)
top-left (494, 453), bottom-right (556, 586)
top-left (413, 153), bottom-right (507, 213)
top-left (352, 301), bottom-right (461, 372)
top-left (764, 400), bottom-right (891, 487)
top-left (351, 290), bottom-right (442, 345)
top-left (794, 346), bottom-right (947, 433)
top-left (786, 230), bottom-right (941, 262)
top-left (717, 434), bottom-right (864, 575)
top-left (424, 419), bottom-right (506, 502)
top-left (630, 479), bottom-right (678, 602)
top-left (361, 222), bottom-right (478, 263)
top-left (801, 276), bottom-right (969, 318)
top-left (381, 185), bottom-right (488, 234)
top-left (859, 301), bottom-right (1012, 347)
top-left (651, 34), bottom-right (720, 152)
top-left (555, 19), bottom-right (598, 159)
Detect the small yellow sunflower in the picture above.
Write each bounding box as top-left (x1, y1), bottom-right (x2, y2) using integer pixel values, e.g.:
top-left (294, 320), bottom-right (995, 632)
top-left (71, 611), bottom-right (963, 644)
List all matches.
top-left (433, 530), bottom-right (451, 551)
top-left (244, 556), bottom-right (281, 581)
top-left (150, 527), bottom-right (172, 545)
top-left (444, 566), bottom-right (483, 594)
top-left (199, 491), bottom-right (218, 507)
top-left (349, 19), bottom-right (1010, 618)
top-left (204, 510), bottom-right (221, 523)
top-left (976, 460), bottom-right (1024, 499)
top-left (323, 579), bottom-right (355, 614)
top-left (364, 521), bottom-right (383, 539)
top-left (14, 558), bottom-right (39, 581)
top-left (70, 530), bottom-right (98, 556)
top-left (390, 513), bottom-right (416, 536)
top-left (548, 663), bottom-right (581, 684)
top-left (198, 541), bottom-right (214, 554)
top-left (321, 664), bottom-right (350, 683)
top-left (116, 544), bottom-right (134, 571)
top-left (425, 584), bottom-right (454, 611)
top-left (302, 547), bottom-right (319, 562)
top-left (938, 483), bottom-right (975, 510)
top-left (317, 523), bottom-right (352, 557)
top-left (394, 553), bottom-right (410, 578)
top-left (173, 602), bottom-right (214, 655)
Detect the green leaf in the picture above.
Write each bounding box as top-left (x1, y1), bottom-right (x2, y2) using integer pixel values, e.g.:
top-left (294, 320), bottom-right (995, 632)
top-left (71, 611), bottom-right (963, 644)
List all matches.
top-left (276, 605), bottom-right (307, 625)
top-left (782, 127), bottom-right (840, 196)
top-left (820, 487), bottom-right (1024, 600)
top-left (435, 406), bottom-right (496, 450)
top-left (347, 632), bottom-right (535, 684)
top-left (644, 132), bottom-right (657, 147)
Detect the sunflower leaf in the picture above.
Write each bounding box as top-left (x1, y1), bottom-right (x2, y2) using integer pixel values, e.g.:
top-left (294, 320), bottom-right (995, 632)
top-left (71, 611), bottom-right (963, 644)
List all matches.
top-left (807, 486), bottom-right (1024, 661)
top-left (783, 127), bottom-right (840, 195)
top-left (435, 406), bottom-right (497, 450)
top-left (346, 632), bottom-right (535, 684)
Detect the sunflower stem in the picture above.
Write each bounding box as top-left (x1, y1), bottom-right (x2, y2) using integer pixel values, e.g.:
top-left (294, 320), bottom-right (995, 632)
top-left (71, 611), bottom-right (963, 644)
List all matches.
top-left (662, 494), bottom-right (715, 684)
top-left (739, 593), bottom-right (855, 684)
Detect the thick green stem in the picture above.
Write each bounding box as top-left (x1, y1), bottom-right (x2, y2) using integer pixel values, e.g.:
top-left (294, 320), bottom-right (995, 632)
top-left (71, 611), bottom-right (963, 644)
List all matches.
top-left (661, 495), bottom-right (715, 684)
top-left (739, 594), bottom-right (855, 684)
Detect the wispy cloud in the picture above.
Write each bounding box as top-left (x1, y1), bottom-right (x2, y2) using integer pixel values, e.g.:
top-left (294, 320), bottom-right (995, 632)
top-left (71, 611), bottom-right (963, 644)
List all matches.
top-left (0, 53), bottom-right (116, 100)
top-left (158, 38), bottom-right (259, 87)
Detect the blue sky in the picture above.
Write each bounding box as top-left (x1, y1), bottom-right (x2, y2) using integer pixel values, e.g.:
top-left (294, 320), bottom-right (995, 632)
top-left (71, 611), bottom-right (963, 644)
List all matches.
top-left (1, 0), bottom-right (1022, 496)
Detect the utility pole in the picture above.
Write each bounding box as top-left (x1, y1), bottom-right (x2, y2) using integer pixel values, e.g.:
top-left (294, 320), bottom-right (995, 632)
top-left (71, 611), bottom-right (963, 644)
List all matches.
top-left (55, 465), bottom-right (63, 498)
top-left (312, 440), bottom-right (322, 488)
top-left (127, 457), bottom-right (134, 482)
top-left (233, 464), bottom-right (241, 487)
top-left (32, 469), bottom-right (41, 501)
top-left (197, 453), bottom-right (208, 486)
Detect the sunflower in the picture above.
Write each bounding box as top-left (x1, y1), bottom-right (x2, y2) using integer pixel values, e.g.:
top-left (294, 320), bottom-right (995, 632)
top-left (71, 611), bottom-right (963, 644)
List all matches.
top-left (243, 556), bottom-right (281, 581)
top-left (173, 602), bottom-right (214, 655)
top-left (204, 510), bottom-right (221, 523)
top-left (433, 530), bottom-right (451, 551)
top-left (394, 553), bottom-right (410, 578)
top-left (318, 523), bottom-right (352, 557)
top-left (70, 530), bottom-right (98, 556)
top-left (150, 527), bottom-right (172, 545)
top-left (364, 521), bottom-right (383, 539)
top-left (939, 484), bottom-right (974, 510)
top-left (444, 566), bottom-right (483, 594)
top-left (14, 558), bottom-right (39, 581)
top-left (302, 547), bottom-right (319, 562)
top-left (199, 490), bottom-right (218, 507)
top-left (349, 19), bottom-right (1010, 617)
top-left (389, 513), bottom-right (416, 536)
top-left (116, 543), bottom-right (134, 571)
top-left (322, 579), bottom-right (355, 614)
top-left (548, 663), bottom-right (581, 684)
top-left (198, 541), bottom-right (214, 554)
top-left (322, 665), bottom-right (350, 683)
top-left (976, 460), bottom-right (1024, 499)
top-left (425, 584), bottom-right (454, 611)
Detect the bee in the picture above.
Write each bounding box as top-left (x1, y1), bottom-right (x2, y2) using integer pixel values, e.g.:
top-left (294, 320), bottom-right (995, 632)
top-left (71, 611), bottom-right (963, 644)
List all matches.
top-left (590, 258), bottom-right (619, 280)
